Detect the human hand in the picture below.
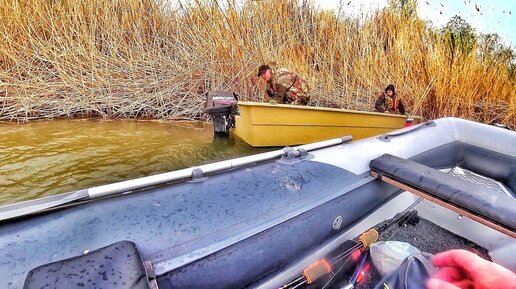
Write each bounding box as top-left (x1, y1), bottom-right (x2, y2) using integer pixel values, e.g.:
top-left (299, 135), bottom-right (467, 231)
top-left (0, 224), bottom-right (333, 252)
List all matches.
top-left (427, 249), bottom-right (516, 289)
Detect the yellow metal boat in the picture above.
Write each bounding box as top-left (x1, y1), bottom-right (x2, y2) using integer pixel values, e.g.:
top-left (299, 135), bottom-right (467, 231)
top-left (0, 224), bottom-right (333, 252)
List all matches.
top-left (233, 102), bottom-right (421, 147)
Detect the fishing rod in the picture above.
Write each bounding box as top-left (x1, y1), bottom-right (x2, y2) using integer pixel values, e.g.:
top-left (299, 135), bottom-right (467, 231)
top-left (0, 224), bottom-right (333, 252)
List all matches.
top-left (332, 209), bottom-right (421, 289)
top-left (337, 249), bottom-right (370, 289)
top-left (327, 208), bottom-right (422, 289)
top-left (280, 166), bottom-right (459, 289)
top-left (279, 198), bottom-right (423, 289)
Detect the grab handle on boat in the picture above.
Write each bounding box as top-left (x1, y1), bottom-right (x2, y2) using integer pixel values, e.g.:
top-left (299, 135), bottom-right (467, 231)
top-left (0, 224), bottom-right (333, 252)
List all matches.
top-left (378, 121), bottom-right (436, 142)
top-left (87, 135), bottom-right (353, 199)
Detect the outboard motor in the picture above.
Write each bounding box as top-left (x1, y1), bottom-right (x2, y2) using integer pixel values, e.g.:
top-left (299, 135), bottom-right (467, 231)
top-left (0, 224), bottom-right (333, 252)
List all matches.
top-left (205, 90), bottom-right (239, 135)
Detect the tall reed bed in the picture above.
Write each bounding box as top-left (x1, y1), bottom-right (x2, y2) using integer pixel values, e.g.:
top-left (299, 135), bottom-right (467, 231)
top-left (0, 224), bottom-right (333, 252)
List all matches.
top-left (0, 0), bottom-right (514, 126)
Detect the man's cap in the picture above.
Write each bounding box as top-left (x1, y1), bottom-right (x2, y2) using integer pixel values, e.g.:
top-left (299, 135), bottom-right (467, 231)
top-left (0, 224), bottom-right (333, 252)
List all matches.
top-left (258, 64), bottom-right (271, 77)
top-left (385, 84), bottom-right (396, 94)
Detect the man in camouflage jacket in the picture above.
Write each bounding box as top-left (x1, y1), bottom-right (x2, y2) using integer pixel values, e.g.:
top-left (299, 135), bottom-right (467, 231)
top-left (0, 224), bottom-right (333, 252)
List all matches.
top-left (257, 64), bottom-right (310, 105)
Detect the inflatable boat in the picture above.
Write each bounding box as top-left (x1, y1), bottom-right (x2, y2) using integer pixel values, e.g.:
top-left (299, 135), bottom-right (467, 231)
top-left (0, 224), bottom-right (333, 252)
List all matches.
top-left (0, 117), bottom-right (514, 289)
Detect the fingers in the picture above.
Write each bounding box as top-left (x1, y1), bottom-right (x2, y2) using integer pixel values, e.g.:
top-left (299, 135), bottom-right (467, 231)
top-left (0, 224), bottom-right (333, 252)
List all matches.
top-left (431, 266), bottom-right (474, 289)
top-left (427, 278), bottom-right (461, 289)
top-left (427, 278), bottom-right (473, 289)
top-left (433, 266), bottom-right (465, 282)
top-left (431, 250), bottom-right (483, 276)
top-left (450, 279), bottom-right (474, 289)
top-left (433, 250), bottom-right (516, 289)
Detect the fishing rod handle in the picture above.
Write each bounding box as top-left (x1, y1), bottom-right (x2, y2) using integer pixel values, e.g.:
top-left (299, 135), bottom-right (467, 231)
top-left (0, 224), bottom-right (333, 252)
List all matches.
top-left (358, 229), bottom-right (379, 248)
top-left (303, 259), bottom-right (332, 284)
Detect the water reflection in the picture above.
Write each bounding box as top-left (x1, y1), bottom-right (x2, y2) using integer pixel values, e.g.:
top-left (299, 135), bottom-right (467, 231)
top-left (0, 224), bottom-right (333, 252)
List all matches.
top-left (0, 119), bottom-right (269, 205)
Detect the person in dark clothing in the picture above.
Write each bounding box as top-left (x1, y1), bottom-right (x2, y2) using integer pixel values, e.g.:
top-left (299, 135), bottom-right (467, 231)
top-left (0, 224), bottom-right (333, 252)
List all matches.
top-left (375, 84), bottom-right (406, 115)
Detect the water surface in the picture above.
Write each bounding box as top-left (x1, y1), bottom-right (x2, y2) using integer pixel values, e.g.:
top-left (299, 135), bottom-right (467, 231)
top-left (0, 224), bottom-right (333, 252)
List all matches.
top-left (0, 119), bottom-right (267, 205)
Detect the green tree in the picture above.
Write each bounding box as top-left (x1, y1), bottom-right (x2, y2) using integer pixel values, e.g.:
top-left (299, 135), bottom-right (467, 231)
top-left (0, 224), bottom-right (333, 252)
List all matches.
top-left (388, 0), bottom-right (418, 18)
top-left (441, 15), bottom-right (476, 56)
top-left (478, 33), bottom-right (514, 62)
top-left (477, 33), bottom-right (515, 78)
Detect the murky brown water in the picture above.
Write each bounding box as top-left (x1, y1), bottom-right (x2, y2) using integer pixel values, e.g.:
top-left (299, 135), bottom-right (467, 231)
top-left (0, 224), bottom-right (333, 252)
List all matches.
top-left (0, 119), bottom-right (268, 205)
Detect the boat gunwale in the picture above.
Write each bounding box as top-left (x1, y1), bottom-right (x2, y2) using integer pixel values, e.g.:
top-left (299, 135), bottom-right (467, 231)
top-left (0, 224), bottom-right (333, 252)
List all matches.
top-left (151, 175), bottom-right (376, 275)
top-left (244, 123), bottom-right (409, 129)
top-left (0, 137), bottom-right (350, 222)
top-left (237, 101), bottom-right (422, 119)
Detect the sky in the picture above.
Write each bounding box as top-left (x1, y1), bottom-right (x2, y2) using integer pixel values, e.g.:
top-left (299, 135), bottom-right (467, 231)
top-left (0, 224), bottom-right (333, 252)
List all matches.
top-left (314, 0), bottom-right (516, 47)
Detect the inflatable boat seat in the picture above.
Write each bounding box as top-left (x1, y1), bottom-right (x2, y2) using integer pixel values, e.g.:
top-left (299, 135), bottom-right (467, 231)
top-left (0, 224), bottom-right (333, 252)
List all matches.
top-left (369, 154), bottom-right (516, 235)
top-left (23, 241), bottom-right (150, 289)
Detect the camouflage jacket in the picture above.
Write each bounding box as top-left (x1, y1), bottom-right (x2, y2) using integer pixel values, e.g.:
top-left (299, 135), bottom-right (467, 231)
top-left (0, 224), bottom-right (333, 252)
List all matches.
top-left (263, 68), bottom-right (310, 105)
top-left (375, 92), bottom-right (406, 115)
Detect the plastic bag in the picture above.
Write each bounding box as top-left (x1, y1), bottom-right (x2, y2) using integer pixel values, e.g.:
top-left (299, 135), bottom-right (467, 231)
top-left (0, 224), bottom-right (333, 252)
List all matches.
top-left (370, 241), bottom-right (420, 277)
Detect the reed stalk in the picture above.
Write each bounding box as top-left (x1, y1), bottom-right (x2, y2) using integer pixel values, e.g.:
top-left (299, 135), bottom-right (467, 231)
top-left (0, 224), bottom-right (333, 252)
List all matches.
top-left (0, 0), bottom-right (514, 127)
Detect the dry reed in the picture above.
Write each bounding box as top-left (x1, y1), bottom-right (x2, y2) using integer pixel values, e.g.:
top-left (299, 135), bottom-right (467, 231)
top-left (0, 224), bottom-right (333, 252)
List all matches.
top-left (0, 0), bottom-right (514, 127)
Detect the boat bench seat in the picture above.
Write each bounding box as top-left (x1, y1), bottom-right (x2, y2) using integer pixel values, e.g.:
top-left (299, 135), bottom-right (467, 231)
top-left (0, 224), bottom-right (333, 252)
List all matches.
top-left (369, 154), bottom-right (516, 234)
top-left (23, 241), bottom-right (150, 289)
